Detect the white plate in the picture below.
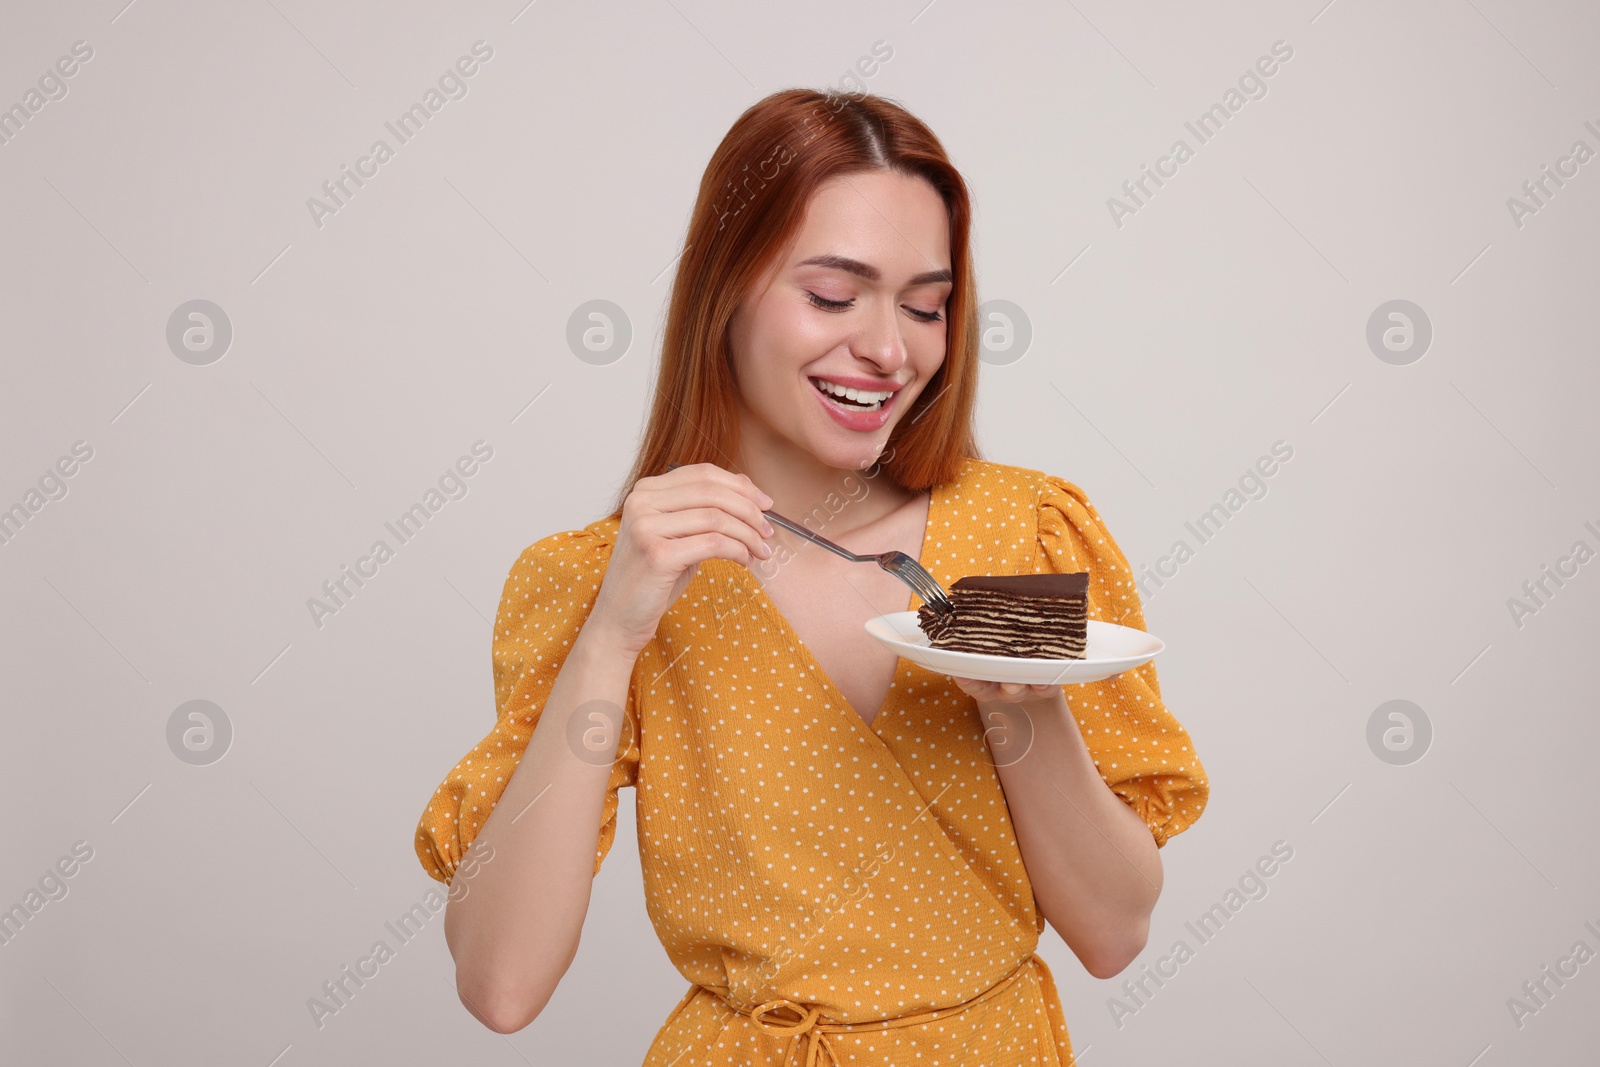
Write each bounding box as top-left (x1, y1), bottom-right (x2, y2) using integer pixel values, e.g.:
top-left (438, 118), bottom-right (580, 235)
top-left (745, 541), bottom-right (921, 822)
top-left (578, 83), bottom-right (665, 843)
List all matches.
top-left (864, 611), bottom-right (1164, 685)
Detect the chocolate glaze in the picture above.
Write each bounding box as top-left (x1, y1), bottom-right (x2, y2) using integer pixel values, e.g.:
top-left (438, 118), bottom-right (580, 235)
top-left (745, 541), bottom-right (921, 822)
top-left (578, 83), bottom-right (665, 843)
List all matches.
top-left (950, 572), bottom-right (1088, 597)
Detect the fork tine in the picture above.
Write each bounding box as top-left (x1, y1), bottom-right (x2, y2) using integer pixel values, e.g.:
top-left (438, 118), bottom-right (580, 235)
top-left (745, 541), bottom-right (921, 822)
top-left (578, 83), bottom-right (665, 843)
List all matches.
top-left (900, 570), bottom-right (934, 601)
top-left (909, 569), bottom-right (942, 602)
top-left (902, 558), bottom-right (946, 599)
top-left (924, 583), bottom-right (955, 614)
top-left (881, 556), bottom-right (924, 595)
top-left (891, 556), bottom-right (953, 614)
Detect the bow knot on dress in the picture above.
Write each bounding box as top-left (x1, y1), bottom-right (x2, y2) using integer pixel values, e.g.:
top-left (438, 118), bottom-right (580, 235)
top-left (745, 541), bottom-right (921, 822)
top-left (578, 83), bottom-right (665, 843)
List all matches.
top-left (746, 1000), bottom-right (838, 1067)
top-left (732, 954), bottom-right (1038, 1066)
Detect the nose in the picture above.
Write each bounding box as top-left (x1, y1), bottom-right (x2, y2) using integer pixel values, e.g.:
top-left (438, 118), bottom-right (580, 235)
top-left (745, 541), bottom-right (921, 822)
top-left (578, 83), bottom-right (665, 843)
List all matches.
top-left (851, 301), bottom-right (907, 375)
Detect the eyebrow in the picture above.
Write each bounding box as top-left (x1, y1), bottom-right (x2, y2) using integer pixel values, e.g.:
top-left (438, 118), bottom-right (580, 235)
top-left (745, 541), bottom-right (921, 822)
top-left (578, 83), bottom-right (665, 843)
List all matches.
top-left (795, 253), bottom-right (952, 287)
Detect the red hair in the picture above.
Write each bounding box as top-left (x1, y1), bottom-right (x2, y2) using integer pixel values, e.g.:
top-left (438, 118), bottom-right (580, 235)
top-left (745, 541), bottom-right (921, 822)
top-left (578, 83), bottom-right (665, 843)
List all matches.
top-left (611, 88), bottom-right (980, 514)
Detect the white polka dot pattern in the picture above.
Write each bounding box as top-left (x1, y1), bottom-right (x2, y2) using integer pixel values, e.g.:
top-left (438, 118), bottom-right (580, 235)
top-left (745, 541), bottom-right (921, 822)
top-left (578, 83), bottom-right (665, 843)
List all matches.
top-left (414, 458), bottom-right (1209, 1064)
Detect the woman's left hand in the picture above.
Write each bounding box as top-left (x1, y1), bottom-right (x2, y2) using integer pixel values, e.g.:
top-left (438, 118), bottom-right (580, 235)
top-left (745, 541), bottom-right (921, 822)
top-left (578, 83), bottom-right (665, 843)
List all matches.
top-left (949, 677), bottom-right (1064, 705)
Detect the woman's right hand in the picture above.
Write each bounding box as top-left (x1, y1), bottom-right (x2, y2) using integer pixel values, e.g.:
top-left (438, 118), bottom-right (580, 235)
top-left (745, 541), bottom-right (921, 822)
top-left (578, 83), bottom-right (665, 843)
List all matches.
top-left (584, 463), bottom-right (775, 656)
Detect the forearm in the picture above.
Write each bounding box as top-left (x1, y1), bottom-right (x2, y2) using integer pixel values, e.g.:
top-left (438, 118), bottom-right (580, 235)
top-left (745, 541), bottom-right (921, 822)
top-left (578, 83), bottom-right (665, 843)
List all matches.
top-left (444, 622), bottom-right (637, 1031)
top-left (983, 691), bottom-right (1162, 978)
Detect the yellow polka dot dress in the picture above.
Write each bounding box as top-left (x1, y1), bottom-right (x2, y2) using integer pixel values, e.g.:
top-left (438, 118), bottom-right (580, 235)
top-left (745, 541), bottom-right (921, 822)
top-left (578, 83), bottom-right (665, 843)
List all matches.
top-left (416, 458), bottom-right (1208, 1064)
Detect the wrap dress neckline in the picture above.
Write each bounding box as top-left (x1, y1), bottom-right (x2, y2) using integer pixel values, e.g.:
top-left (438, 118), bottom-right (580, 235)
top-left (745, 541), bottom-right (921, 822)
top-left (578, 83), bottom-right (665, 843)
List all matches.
top-left (730, 471), bottom-right (948, 743)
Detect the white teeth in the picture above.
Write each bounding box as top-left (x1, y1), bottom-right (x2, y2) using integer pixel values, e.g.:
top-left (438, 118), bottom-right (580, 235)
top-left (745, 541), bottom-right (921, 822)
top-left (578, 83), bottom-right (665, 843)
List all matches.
top-left (815, 378), bottom-right (893, 407)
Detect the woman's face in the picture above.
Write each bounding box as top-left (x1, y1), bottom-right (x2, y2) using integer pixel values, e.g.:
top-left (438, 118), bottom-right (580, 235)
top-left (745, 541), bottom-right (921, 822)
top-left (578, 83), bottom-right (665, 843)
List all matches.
top-left (727, 169), bottom-right (953, 473)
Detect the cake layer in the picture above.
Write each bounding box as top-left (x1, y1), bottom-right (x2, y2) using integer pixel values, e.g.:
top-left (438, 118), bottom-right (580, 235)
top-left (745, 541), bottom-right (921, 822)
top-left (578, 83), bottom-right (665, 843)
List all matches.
top-left (923, 630), bottom-right (1085, 658)
top-left (924, 607), bottom-right (1085, 644)
top-left (916, 572), bottom-right (1089, 660)
top-left (919, 619), bottom-right (1085, 657)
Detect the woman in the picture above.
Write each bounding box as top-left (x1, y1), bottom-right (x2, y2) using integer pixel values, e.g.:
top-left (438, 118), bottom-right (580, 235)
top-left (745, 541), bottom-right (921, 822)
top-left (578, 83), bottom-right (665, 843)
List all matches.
top-left (415, 87), bottom-right (1208, 1064)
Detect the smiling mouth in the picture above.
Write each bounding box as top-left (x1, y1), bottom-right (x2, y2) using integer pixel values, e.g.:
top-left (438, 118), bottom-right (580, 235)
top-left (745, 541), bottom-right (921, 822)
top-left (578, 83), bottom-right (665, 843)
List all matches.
top-left (809, 377), bottom-right (896, 412)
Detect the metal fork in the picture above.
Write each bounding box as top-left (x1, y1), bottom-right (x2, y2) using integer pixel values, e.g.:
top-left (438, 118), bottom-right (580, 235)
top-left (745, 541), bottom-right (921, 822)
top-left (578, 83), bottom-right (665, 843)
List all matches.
top-left (663, 463), bottom-right (954, 615)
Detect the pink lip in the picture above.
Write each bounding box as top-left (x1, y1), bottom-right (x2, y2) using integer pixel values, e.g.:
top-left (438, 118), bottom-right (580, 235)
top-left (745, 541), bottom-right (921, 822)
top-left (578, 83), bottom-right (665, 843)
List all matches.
top-left (808, 376), bottom-right (902, 432)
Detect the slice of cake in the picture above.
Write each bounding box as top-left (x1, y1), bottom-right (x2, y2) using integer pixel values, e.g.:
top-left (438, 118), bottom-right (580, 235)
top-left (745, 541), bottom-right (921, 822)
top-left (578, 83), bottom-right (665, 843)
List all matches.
top-left (916, 572), bottom-right (1089, 659)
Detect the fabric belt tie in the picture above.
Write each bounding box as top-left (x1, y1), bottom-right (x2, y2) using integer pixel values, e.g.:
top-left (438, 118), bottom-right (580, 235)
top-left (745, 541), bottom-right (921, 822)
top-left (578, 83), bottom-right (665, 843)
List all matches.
top-left (737, 952), bottom-right (1038, 1067)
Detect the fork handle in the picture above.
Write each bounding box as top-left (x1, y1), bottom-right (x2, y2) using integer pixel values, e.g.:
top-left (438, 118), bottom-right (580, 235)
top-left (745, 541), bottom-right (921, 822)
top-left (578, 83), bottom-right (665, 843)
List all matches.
top-left (763, 510), bottom-right (869, 563)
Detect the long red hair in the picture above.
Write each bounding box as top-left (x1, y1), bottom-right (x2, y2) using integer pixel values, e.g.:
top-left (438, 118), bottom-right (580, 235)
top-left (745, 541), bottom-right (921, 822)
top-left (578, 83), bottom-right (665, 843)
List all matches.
top-left (610, 88), bottom-right (981, 515)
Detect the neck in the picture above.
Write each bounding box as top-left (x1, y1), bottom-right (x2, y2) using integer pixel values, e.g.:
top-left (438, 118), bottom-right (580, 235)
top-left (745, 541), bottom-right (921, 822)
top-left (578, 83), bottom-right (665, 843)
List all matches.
top-left (733, 416), bottom-right (912, 539)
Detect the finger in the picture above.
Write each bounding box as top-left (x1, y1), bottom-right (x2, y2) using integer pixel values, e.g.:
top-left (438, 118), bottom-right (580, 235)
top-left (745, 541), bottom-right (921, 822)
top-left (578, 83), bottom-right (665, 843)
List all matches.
top-left (649, 531), bottom-right (757, 572)
top-left (638, 508), bottom-right (773, 561)
top-left (642, 483), bottom-right (774, 539)
top-left (661, 463), bottom-right (773, 508)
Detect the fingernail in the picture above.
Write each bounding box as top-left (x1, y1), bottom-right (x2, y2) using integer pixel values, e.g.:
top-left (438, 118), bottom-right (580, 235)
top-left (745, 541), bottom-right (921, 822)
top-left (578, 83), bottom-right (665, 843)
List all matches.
top-left (760, 542), bottom-right (773, 558)
top-left (762, 522), bottom-right (774, 537)
top-left (758, 491), bottom-right (773, 508)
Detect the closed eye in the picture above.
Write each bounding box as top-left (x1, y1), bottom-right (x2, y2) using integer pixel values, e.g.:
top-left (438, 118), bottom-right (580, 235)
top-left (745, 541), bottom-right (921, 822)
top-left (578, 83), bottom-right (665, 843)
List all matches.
top-left (806, 292), bottom-right (853, 312)
top-left (805, 291), bottom-right (944, 323)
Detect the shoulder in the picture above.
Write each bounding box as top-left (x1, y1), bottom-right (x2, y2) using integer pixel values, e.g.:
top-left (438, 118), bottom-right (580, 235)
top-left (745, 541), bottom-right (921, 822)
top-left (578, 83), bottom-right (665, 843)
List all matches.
top-left (492, 518), bottom-right (620, 656)
top-left (942, 458), bottom-right (1098, 519)
top-left (503, 516), bottom-right (619, 594)
top-left (941, 457), bottom-right (1123, 566)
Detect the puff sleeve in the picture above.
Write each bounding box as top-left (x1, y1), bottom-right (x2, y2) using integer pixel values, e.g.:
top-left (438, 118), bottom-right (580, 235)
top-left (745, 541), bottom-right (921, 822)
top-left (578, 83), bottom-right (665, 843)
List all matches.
top-left (414, 523), bottom-right (641, 884)
top-left (1035, 476), bottom-right (1208, 847)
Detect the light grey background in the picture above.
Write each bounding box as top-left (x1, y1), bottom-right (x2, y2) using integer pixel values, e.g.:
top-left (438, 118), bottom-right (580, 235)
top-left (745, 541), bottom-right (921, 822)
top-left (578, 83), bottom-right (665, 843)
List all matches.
top-left (2, 0), bottom-right (1596, 1063)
